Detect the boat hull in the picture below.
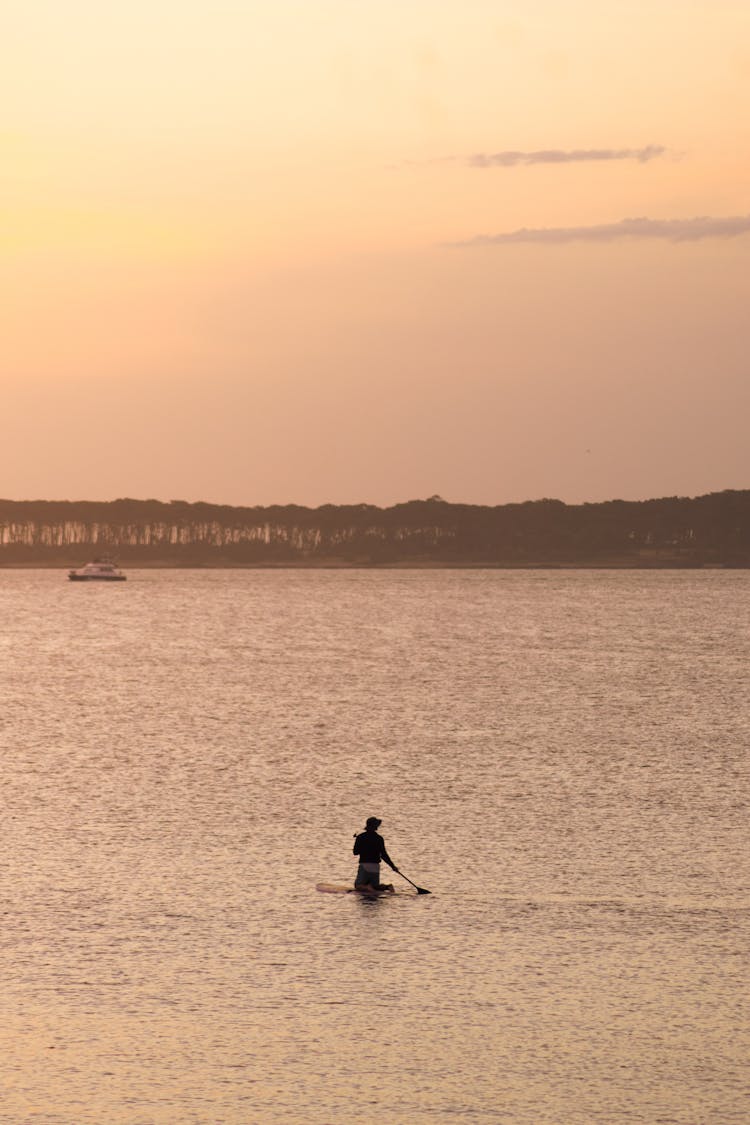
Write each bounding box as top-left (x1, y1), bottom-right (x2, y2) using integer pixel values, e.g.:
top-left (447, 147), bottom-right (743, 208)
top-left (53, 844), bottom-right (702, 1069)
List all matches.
top-left (68, 574), bottom-right (126, 581)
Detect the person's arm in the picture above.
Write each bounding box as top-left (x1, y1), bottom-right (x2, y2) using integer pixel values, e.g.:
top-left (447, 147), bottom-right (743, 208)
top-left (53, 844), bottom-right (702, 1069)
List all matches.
top-left (380, 844), bottom-right (398, 872)
top-left (353, 835), bottom-right (361, 856)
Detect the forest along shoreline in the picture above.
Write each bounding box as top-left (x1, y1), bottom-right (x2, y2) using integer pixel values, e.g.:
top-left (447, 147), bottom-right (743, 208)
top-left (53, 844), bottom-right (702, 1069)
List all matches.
top-left (1, 491), bottom-right (749, 568)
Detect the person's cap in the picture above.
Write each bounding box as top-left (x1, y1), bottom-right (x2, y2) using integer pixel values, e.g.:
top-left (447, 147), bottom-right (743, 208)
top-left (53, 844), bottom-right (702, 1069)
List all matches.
top-left (365, 816), bottom-right (382, 829)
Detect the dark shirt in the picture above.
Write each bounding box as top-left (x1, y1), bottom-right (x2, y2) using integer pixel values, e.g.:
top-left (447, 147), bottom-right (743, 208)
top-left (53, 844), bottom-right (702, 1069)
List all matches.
top-left (353, 829), bottom-right (396, 869)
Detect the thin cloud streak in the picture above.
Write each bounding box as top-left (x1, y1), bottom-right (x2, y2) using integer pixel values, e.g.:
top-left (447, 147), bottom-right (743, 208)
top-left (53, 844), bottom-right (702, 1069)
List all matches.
top-left (397, 145), bottom-right (667, 170)
top-left (448, 215), bottom-right (750, 247)
top-left (468, 145), bottom-right (666, 167)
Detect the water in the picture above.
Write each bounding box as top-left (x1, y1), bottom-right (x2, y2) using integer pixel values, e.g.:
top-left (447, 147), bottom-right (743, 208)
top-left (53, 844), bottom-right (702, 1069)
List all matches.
top-left (1, 569), bottom-right (748, 1124)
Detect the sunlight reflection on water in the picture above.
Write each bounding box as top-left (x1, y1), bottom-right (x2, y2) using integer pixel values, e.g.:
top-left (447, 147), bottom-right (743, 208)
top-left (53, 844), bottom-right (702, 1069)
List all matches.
top-left (1, 569), bottom-right (748, 1123)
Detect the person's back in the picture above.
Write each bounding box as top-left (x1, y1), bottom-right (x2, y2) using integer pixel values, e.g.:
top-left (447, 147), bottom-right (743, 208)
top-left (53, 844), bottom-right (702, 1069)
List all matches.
top-left (353, 828), bottom-right (386, 863)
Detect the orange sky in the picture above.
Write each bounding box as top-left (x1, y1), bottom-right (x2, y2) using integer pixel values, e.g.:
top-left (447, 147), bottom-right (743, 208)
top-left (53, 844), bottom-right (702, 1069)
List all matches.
top-left (3, 0), bottom-right (749, 505)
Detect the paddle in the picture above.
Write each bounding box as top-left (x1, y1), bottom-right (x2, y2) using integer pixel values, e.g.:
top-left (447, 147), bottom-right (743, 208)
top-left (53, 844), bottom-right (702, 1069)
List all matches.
top-left (395, 869), bottom-right (431, 895)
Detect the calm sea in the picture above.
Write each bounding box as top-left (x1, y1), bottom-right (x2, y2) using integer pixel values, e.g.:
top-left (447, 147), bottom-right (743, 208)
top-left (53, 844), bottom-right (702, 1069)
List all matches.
top-left (1, 570), bottom-right (748, 1124)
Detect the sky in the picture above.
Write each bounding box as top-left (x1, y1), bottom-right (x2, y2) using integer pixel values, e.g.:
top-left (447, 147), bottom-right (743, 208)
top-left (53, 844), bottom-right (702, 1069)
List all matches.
top-left (3, 0), bottom-right (749, 507)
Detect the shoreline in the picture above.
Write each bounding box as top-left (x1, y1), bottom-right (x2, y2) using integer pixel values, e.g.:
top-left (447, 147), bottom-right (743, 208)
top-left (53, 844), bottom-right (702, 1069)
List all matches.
top-left (0, 560), bottom-right (737, 571)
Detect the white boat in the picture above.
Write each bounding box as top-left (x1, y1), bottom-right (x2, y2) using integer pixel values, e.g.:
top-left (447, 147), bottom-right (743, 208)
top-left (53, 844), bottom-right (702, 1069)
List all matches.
top-left (68, 558), bottom-right (127, 582)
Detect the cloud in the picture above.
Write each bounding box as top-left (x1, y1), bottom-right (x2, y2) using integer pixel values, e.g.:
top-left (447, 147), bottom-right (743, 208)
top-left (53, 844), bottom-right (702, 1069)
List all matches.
top-left (467, 145), bottom-right (666, 168)
top-left (448, 215), bottom-right (750, 247)
top-left (396, 145), bottom-right (668, 172)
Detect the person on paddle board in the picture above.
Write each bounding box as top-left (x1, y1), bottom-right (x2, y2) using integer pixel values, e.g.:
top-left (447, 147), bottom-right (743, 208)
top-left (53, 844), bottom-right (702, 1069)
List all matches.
top-left (353, 816), bottom-right (399, 891)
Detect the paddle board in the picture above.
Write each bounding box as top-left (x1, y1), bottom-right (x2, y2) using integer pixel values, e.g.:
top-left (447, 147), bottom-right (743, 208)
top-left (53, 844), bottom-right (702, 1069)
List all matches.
top-left (316, 883), bottom-right (404, 896)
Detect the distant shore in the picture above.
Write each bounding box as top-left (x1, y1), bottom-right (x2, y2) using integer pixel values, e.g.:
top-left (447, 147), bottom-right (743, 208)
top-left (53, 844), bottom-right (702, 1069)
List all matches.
top-left (0, 559), bottom-right (737, 571)
top-left (1, 491), bottom-right (748, 568)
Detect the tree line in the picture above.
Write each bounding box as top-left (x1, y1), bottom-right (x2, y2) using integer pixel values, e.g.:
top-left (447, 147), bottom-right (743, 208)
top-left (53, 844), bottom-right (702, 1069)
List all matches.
top-left (0, 491), bottom-right (748, 566)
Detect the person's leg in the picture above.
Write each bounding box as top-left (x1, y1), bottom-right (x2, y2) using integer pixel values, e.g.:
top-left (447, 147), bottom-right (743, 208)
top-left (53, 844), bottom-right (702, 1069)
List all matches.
top-left (355, 863), bottom-right (380, 889)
